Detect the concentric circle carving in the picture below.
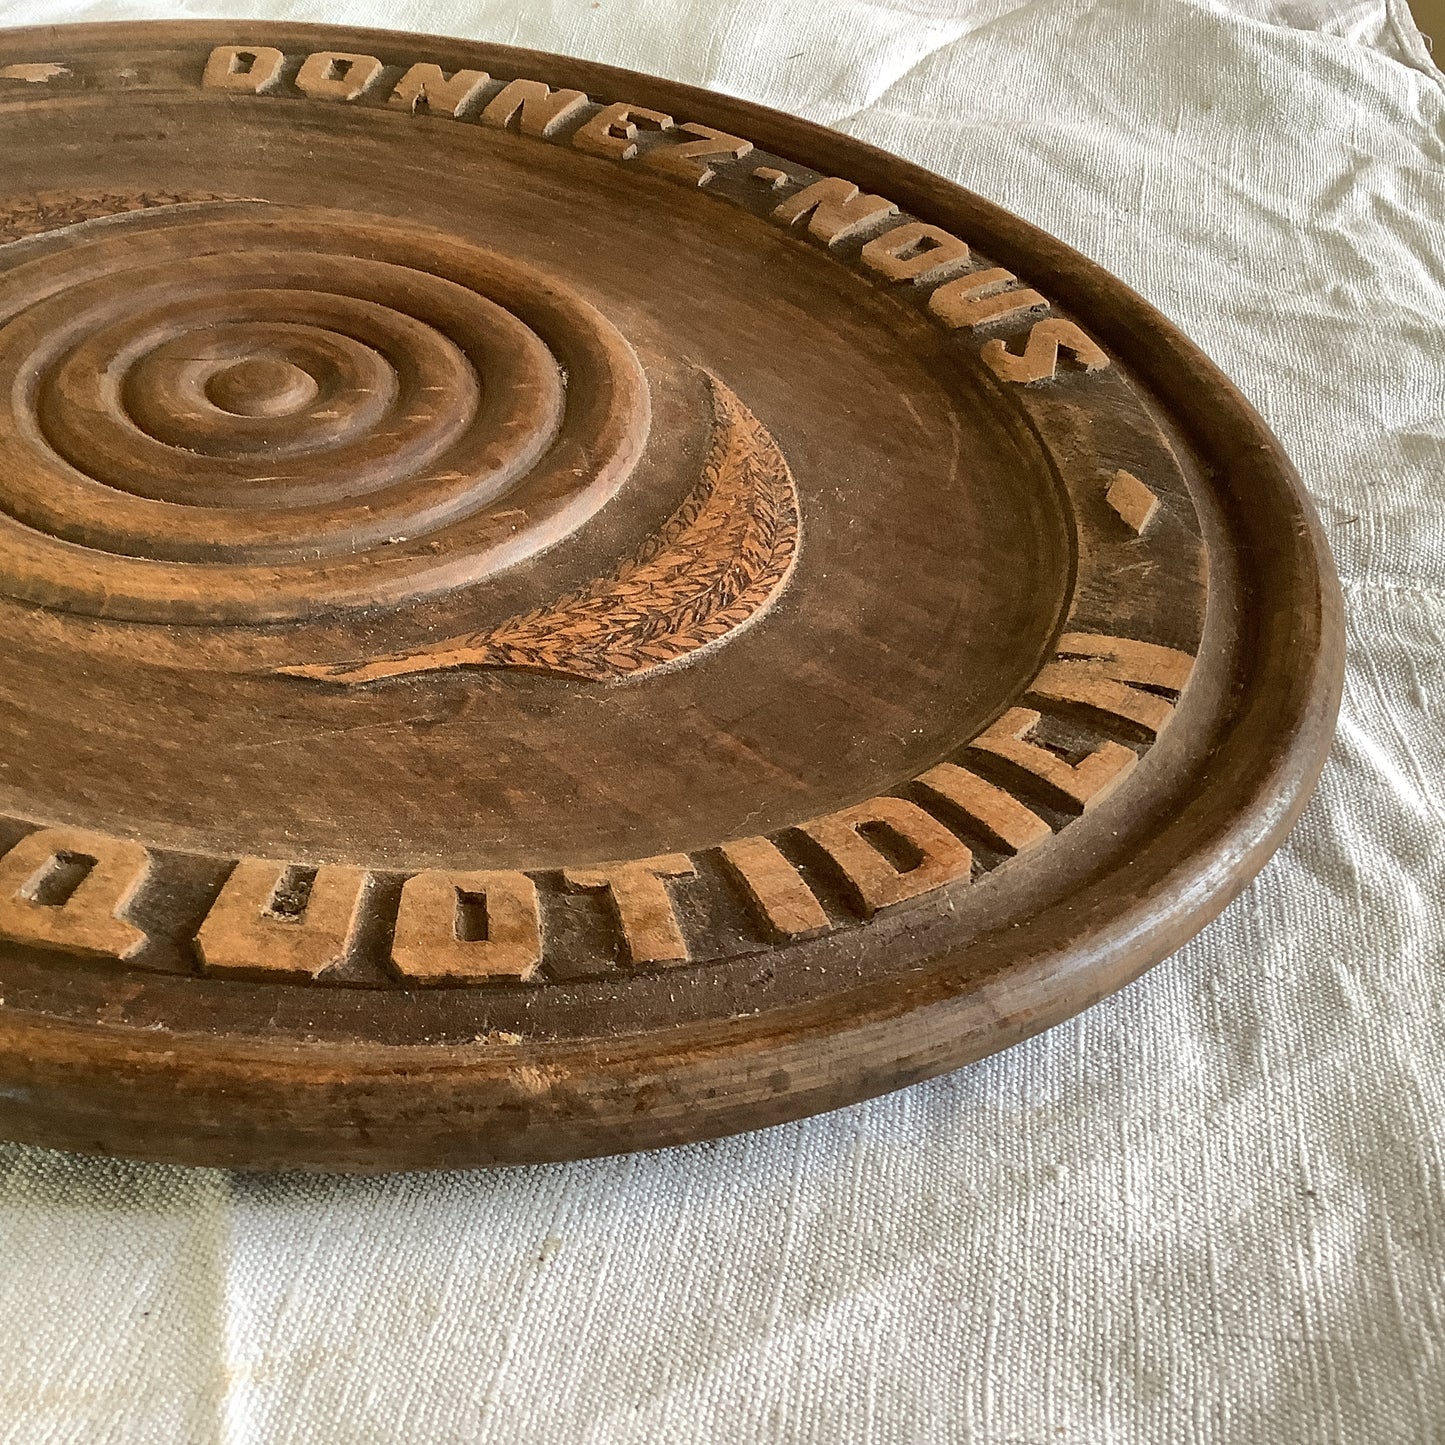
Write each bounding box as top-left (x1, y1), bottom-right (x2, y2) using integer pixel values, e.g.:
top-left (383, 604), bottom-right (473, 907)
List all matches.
top-left (0, 201), bottom-right (649, 622)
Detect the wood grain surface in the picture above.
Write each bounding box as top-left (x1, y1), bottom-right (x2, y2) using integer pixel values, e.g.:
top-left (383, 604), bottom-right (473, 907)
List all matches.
top-left (0, 22), bottom-right (1342, 1171)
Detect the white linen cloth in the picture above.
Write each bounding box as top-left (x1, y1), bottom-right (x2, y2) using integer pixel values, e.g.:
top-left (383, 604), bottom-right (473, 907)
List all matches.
top-left (0, 1), bottom-right (1442, 1439)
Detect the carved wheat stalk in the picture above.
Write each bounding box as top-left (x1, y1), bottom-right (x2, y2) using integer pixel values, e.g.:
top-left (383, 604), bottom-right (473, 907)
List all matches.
top-left (282, 374), bottom-right (800, 685)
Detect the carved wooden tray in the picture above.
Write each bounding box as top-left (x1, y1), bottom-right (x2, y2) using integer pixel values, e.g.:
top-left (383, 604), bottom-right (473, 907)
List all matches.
top-left (0, 22), bottom-right (1342, 1170)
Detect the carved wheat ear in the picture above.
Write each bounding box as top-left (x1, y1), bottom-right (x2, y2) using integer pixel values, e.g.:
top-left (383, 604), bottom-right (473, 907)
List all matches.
top-left (0, 191), bottom-right (235, 246)
top-left (280, 374), bottom-right (800, 685)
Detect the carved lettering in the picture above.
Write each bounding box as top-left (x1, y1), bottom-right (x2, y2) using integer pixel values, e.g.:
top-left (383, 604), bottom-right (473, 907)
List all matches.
top-left (564, 855), bottom-right (697, 965)
top-left (1056, 633), bottom-right (1194, 690)
top-left (967, 708), bottom-right (1136, 812)
top-left (294, 52), bottom-right (384, 103)
top-left (718, 836), bottom-right (830, 940)
top-left (913, 764), bottom-right (1051, 854)
top-left (388, 63), bottom-right (490, 118)
top-left (201, 45), bottom-right (285, 95)
top-left (572, 101), bottom-right (673, 160)
top-left (930, 267), bottom-right (1048, 330)
top-left (196, 859), bottom-right (367, 981)
top-left (771, 177), bottom-right (898, 246)
top-left (479, 78), bottom-right (588, 138)
top-left (643, 122), bottom-right (752, 186)
top-left (0, 827), bottom-right (150, 960)
top-left (0, 63), bottom-right (69, 84)
top-left (981, 318), bottom-right (1109, 383)
top-left (1027, 634), bottom-right (1193, 739)
top-left (392, 870), bottom-right (542, 985)
top-left (183, 50), bottom-right (1101, 400)
top-left (800, 797), bottom-right (971, 917)
top-left (860, 221), bottom-right (970, 283)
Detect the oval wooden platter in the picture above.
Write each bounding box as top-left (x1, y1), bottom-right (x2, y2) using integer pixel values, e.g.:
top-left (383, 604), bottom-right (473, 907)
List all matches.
top-left (0, 22), bottom-right (1342, 1171)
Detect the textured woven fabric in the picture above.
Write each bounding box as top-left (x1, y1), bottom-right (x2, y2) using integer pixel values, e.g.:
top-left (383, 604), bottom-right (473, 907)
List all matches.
top-left (0, 1), bottom-right (1442, 1440)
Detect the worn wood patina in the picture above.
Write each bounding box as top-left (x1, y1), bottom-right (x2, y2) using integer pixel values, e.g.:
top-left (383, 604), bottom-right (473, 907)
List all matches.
top-left (0, 23), bottom-right (1342, 1170)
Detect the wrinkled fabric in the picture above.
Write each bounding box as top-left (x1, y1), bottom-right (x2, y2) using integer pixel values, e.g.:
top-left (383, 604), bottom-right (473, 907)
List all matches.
top-left (0, 1), bottom-right (1442, 1440)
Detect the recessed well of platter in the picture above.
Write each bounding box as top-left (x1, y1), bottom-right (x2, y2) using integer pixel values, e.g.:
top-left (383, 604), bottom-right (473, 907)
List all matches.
top-left (0, 164), bottom-right (1082, 872)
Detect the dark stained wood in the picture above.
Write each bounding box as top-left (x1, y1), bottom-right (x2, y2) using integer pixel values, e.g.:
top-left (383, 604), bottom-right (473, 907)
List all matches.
top-left (0, 22), bottom-right (1343, 1171)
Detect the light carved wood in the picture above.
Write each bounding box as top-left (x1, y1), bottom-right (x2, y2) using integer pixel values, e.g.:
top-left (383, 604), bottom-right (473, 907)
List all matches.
top-left (967, 708), bottom-right (1139, 812)
top-left (929, 268), bottom-right (1049, 331)
top-left (982, 318), bottom-right (1111, 383)
top-left (392, 870), bottom-right (543, 985)
top-left (1106, 469), bottom-right (1160, 534)
top-left (718, 836), bottom-right (830, 940)
top-left (282, 375), bottom-right (799, 684)
top-left (196, 860), bottom-right (368, 982)
top-left (0, 828), bottom-right (151, 961)
top-left (799, 797), bottom-right (975, 918)
top-left (564, 856), bottom-right (698, 965)
top-left (913, 763), bottom-right (1052, 855)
